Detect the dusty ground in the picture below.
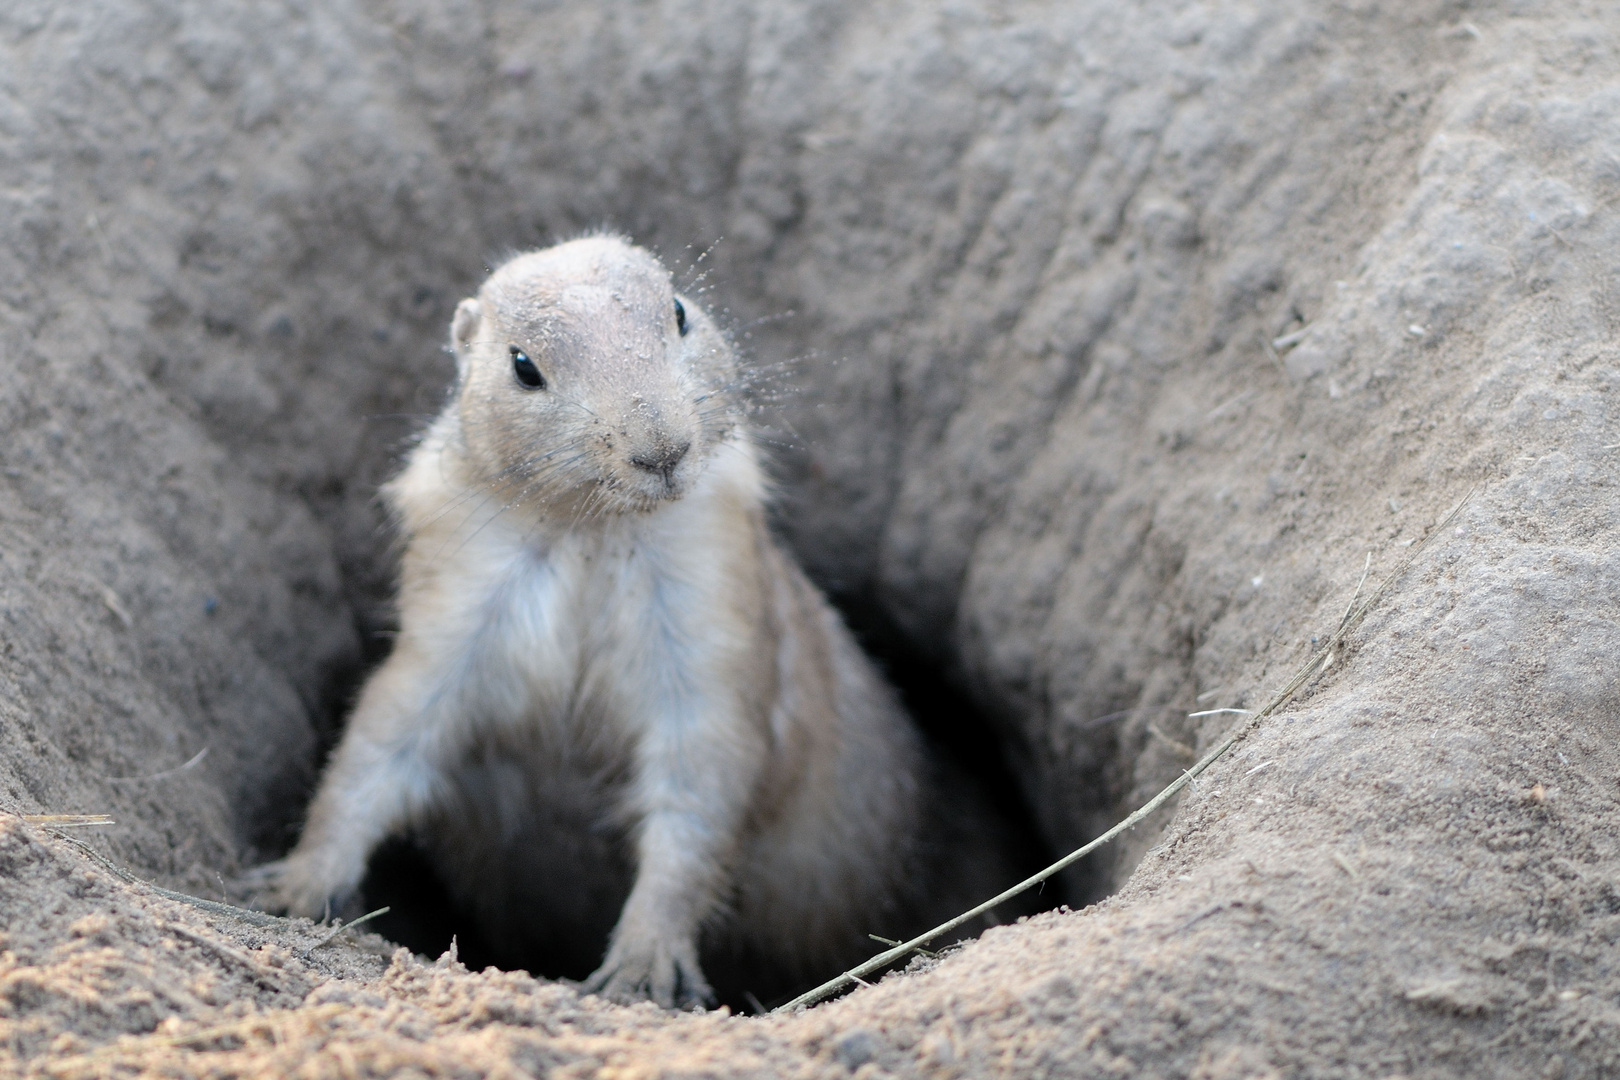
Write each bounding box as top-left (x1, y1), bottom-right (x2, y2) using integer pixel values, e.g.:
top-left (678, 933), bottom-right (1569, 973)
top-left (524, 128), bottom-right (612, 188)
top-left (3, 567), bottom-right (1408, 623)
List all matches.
top-left (0, 0), bottom-right (1618, 1075)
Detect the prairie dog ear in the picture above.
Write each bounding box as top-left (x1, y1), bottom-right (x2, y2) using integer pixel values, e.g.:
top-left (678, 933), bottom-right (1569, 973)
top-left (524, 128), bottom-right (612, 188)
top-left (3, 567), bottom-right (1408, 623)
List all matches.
top-left (450, 298), bottom-right (482, 378)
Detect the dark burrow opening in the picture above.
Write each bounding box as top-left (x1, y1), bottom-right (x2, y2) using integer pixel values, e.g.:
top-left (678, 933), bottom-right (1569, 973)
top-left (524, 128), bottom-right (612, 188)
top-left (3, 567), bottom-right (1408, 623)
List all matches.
top-left (348, 619), bottom-right (1064, 1013)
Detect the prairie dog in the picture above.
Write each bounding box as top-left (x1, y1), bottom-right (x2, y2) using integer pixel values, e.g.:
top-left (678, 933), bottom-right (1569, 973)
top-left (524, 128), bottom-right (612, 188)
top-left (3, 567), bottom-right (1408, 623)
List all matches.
top-left (264, 236), bottom-right (1025, 1006)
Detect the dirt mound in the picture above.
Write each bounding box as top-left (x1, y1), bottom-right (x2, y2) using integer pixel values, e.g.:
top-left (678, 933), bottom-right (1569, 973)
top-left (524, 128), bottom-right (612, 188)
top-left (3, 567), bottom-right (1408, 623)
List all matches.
top-left (1, 0), bottom-right (1617, 1075)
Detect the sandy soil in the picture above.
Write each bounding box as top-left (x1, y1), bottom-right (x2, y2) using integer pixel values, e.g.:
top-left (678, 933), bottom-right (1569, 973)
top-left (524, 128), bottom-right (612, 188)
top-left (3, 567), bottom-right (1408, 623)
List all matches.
top-left (0, 0), bottom-right (1617, 1075)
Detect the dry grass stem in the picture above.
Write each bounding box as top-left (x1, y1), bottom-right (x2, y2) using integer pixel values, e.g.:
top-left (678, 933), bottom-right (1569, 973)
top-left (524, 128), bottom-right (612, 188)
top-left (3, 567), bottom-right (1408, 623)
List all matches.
top-left (40, 826), bottom-right (290, 929)
top-left (21, 814), bottom-right (114, 828)
top-left (105, 747), bottom-right (209, 784)
top-left (1272, 323), bottom-right (1314, 350)
top-left (302, 907), bottom-right (392, 958)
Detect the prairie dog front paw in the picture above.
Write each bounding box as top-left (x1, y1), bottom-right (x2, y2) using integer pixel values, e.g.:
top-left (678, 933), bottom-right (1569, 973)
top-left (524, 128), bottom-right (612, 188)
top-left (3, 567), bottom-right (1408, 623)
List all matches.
top-left (583, 930), bottom-right (712, 1010)
top-left (248, 849), bottom-right (363, 921)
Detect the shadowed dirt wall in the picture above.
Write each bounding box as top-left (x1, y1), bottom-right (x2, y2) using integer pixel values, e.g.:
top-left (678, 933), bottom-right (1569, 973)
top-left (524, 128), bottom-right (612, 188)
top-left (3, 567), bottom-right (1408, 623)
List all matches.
top-left (1, 0), bottom-right (1618, 1075)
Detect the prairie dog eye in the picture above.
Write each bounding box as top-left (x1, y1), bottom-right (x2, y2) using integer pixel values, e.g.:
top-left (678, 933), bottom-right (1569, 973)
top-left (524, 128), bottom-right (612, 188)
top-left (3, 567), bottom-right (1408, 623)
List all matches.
top-left (674, 298), bottom-right (688, 337)
top-left (510, 345), bottom-right (545, 389)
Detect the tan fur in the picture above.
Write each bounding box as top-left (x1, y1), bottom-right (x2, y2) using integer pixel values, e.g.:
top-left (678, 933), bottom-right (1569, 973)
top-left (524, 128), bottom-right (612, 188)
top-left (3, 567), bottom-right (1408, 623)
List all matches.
top-left (260, 237), bottom-right (1022, 1007)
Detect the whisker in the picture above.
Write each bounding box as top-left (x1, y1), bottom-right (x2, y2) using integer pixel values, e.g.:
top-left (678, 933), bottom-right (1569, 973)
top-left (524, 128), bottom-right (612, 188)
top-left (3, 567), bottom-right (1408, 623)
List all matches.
top-left (436, 452), bottom-right (595, 561)
top-left (735, 309), bottom-right (798, 332)
top-left (415, 449), bottom-right (570, 532)
top-left (414, 438), bottom-right (595, 560)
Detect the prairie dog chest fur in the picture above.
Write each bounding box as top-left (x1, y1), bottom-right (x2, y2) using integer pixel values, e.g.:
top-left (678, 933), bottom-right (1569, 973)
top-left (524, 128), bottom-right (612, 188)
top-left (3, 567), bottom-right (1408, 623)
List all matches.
top-left (389, 426), bottom-right (775, 750)
top-left (267, 236), bottom-right (1028, 1008)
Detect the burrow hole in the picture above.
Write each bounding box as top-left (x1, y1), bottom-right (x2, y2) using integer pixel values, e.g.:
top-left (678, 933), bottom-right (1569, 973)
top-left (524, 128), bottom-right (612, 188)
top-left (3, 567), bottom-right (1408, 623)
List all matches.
top-left (330, 615), bottom-right (1070, 1012)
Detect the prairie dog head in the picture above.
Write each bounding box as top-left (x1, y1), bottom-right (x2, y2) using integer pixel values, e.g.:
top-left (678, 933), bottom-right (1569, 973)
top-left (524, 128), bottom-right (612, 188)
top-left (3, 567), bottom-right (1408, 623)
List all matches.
top-left (449, 236), bottom-right (740, 516)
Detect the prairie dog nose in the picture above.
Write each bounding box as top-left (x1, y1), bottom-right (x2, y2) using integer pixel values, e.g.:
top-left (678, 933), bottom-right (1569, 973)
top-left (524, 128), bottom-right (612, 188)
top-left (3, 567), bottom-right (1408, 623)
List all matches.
top-left (630, 440), bottom-right (691, 479)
